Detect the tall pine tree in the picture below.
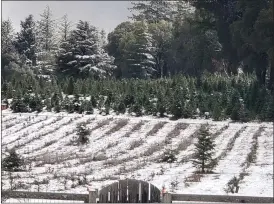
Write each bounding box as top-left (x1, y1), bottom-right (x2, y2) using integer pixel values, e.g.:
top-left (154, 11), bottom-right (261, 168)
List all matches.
top-left (58, 20), bottom-right (116, 78)
top-left (15, 15), bottom-right (37, 66)
top-left (125, 20), bottom-right (156, 79)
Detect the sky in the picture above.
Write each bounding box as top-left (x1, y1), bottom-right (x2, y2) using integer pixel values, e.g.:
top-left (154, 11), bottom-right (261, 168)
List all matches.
top-left (2, 1), bottom-right (132, 34)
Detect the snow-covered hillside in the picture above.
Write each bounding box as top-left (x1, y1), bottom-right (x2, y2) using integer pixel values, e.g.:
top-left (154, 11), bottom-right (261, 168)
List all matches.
top-left (1, 110), bottom-right (273, 197)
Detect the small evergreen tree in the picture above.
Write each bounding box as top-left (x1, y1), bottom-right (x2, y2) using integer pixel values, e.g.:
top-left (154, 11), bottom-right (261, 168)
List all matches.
top-left (115, 100), bottom-right (126, 114)
top-left (130, 100), bottom-right (143, 116)
top-left (192, 124), bottom-right (215, 173)
top-left (104, 103), bottom-right (110, 115)
top-left (85, 99), bottom-right (94, 114)
top-left (51, 93), bottom-right (60, 108)
top-left (10, 98), bottom-right (28, 113)
top-left (2, 149), bottom-right (24, 172)
top-left (230, 101), bottom-right (241, 121)
top-left (170, 99), bottom-right (183, 119)
top-left (124, 94), bottom-right (135, 108)
top-left (183, 101), bottom-right (194, 118)
top-left (212, 101), bottom-right (222, 121)
top-left (45, 98), bottom-right (52, 111)
top-left (29, 95), bottom-right (43, 112)
top-left (76, 123), bottom-right (90, 145)
top-left (156, 97), bottom-right (166, 117)
top-left (61, 96), bottom-right (70, 111)
top-left (90, 95), bottom-right (97, 108)
top-left (161, 149), bottom-right (177, 163)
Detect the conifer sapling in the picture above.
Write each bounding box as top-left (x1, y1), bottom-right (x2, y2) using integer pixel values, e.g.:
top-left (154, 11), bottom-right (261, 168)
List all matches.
top-left (192, 124), bottom-right (215, 173)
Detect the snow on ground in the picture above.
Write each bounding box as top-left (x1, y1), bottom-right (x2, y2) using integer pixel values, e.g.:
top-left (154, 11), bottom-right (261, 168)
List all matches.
top-left (2, 115), bottom-right (48, 137)
top-left (238, 127), bottom-right (273, 196)
top-left (179, 126), bottom-right (260, 195)
top-left (1, 110), bottom-right (273, 198)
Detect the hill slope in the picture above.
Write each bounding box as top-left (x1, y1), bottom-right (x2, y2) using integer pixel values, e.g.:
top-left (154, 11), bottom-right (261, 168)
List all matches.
top-left (1, 111), bottom-right (273, 197)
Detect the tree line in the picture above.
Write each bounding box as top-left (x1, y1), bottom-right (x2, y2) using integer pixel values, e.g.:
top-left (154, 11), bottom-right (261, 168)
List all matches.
top-left (2, 73), bottom-right (273, 121)
top-left (2, 1), bottom-right (273, 87)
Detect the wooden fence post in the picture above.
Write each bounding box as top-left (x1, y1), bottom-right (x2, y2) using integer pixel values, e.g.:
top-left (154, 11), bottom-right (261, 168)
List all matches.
top-left (88, 189), bottom-right (98, 203)
top-left (161, 193), bottom-right (172, 203)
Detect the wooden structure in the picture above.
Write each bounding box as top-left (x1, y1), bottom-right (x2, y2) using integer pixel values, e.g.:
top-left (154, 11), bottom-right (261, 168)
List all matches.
top-left (98, 179), bottom-right (161, 203)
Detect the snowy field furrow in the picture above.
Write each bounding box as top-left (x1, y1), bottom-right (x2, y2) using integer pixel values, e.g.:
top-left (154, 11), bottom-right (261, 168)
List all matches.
top-left (1, 114), bottom-right (17, 123)
top-left (238, 127), bottom-right (273, 196)
top-left (73, 124), bottom-right (201, 182)
top-left (5, 117), bottom-right (69, 150)
top-left (113, 122), bottom-right (178, 161)
top-left (19, 116), bottom-right (84, 155)
top-left (180, 126), bottom-right (259, 195)
top-left (1, 115), bottom-right (30, 132)
top-left (175, 124), bottom-right (203, 161)
top-left (45, 119), bottom-right (137, 169)
top-left (2, 115), bottom-right (48, 136)
top-left (105, 120), bottom-right (156, 157)
top-left (82, 119), bottom-right (134, 155)
top-left (212, 124), bottom-right (244, 158)
top-left (130, 124), bottom-right (231, 191)
top-left (1, 112), bottom-right (273, 197)
top-left (2, 116), bottom-right (60, 147)
top-left (52, 121), bottom-right (176, 177)
top-left (26, 116), bottom-right (97, 158)
top-left (27, 118), bottom-right (120, 166)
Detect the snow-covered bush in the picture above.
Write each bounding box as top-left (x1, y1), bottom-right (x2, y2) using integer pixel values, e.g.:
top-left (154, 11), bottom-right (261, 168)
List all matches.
top-left (71, 123), bottom-right (91, 145)
top-left (160, 149), bottom-right (177, 163)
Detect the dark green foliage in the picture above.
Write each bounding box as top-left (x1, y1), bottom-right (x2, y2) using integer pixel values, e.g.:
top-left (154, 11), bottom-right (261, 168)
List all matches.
top-left (54, 104), bottom-right (61, 113)
top-left (239, 104), bottom-right (250, 122)
top-left (212, 100), bottom-right (223, 121)
top-left (183, 102), bottom-right (195, 119)
top-left (10, 98), bottom-right (28, 113)
top-left (170, 100), bottom-right (183, 119)
top-left (130, 100), bottom-right (143, 117)
top-left (66, 78), bottom-right (74, 95)
top-left (192, 124), bottom-right (215, 173)
top-left (2, 149), bottom-right (24, 172)
top-left (157, 98), bottom-right (166, 117)
top-left (267, 95), bottom-right (274, 121)
top-left (29, 95), bottom-right (43, 112)
top-left (90, 96), bottom-right (97, 108)
top-left (114, 100), bottom-right (126, 114)
top-left (51, 93), bottom-right (60, 108)
top-left (230, 103), bottom-right (241, 121)
top-left (81, 100), bottom-right (94, 114)
top-left (124, 94), bottom-right (135, 108)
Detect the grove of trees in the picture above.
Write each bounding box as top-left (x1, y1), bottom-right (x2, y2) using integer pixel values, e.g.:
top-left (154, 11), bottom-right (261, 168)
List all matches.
top-left (1, 1), bottom-right (274, 122)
